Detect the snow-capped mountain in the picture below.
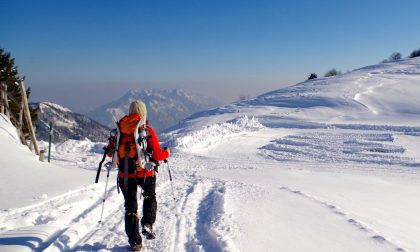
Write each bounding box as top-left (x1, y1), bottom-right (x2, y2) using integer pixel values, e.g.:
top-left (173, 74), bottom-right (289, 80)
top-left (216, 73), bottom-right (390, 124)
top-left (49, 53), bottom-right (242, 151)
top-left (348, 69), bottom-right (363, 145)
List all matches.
top-left (87, 89), bottom-right (221, 132)
top-left (31, 102), bottom-right (110, 142)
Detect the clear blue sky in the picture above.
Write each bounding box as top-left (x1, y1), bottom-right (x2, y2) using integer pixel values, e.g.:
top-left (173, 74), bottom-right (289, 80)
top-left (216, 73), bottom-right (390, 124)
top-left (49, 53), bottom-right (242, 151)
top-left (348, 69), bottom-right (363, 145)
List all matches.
top-left (1, 0), bottom-right (420, 112)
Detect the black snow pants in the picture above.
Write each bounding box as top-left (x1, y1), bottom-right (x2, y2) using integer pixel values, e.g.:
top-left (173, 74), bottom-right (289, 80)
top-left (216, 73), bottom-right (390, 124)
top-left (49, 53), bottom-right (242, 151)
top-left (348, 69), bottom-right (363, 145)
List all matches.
top-left (119, 176), bottom-right (157, 246)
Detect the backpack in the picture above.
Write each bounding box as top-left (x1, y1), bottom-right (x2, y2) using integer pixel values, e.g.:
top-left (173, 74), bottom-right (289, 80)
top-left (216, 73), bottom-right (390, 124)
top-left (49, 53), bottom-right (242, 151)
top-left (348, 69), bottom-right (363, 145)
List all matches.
top-left (116, 114), bottom-right (149, 173)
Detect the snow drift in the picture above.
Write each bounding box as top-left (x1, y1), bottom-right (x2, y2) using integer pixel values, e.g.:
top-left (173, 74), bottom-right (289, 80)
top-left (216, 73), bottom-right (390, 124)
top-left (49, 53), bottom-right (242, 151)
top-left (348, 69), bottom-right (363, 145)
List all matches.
top-left (0, 113), bottom-right (93, 210)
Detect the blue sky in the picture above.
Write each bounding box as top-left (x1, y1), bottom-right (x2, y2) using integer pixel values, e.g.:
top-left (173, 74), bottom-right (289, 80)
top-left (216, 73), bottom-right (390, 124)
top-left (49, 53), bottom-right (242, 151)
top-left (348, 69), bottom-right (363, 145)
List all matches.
top-left (1, 0), bottom-right (420, 112)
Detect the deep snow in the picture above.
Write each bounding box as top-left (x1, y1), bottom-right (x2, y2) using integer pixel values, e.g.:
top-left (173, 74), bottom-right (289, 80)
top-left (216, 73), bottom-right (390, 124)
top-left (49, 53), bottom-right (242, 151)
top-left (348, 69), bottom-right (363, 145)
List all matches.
top-left (1, 58), bottom-right (420, 252)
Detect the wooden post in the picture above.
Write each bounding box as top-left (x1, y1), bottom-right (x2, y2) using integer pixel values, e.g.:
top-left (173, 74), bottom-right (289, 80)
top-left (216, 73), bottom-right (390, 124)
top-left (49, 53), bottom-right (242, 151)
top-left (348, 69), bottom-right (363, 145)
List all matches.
top-left (19, 99), bottom-right (24, 131)
top-left (0, 83), bottom-right (4, 114)
top-left (4, 84), bottom-right (10, 118)
top-left (39, 149), bottom-right (46, 162)
top-left (19, 80), bottom-right (40, 155)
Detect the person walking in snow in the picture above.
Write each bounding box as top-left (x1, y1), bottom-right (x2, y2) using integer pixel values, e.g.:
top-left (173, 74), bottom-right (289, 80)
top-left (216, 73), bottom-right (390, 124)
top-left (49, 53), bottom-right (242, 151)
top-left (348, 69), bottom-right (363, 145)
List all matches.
top-left (116, 100), bottom-right (170, 251)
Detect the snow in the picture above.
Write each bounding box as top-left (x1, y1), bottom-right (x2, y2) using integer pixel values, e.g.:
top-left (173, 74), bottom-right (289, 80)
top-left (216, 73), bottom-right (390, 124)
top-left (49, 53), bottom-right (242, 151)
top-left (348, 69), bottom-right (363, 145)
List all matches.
top-left (1, 58), bottom-right (420, 251)
top-left (169, 116), bottom-right (264, 152)
top-left (0, 114), bottom-right (93, 210)
top-left (40, 102), bottom-right (77, 128)
top-left (40, 102), bottom-right (72, 113)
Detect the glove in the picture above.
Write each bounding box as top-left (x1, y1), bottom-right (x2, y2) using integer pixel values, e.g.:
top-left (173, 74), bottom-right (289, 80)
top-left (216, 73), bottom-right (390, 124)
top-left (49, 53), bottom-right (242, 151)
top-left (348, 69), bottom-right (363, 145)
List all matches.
top-left (164, 147), bottom-right (170, 156)
top-left (104, 145), bottom-right (113, 157)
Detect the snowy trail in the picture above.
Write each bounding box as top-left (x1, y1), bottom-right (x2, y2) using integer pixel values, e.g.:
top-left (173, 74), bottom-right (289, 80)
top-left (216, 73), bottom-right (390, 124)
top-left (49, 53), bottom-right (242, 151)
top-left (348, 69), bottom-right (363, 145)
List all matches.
top-left (200, 129), bottom-right (420, 252)
top-left (2, 125), bottom-right (420, 251)
top-left (1, 123), bottom-right (420, 251)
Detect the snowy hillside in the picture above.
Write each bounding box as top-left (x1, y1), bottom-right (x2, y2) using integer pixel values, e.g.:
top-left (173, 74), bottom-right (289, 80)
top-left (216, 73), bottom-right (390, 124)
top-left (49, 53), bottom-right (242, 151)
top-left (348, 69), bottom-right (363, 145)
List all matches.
top-left (31, 102), bottom-right (110, 142)
top-left (1, 58), bottom-right (420, 252)
top-left (183, 58), bottom-right (420, 128)
top-left (0, 113), bottom-right (94, 210)
top-left (87, 89), bottom-right (220, 132)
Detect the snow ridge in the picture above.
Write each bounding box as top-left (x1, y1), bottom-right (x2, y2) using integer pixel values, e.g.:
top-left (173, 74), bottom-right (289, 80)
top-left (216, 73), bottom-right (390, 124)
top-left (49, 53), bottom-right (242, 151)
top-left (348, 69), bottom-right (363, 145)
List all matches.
top-left (169, 116), bottom-right (263, 152)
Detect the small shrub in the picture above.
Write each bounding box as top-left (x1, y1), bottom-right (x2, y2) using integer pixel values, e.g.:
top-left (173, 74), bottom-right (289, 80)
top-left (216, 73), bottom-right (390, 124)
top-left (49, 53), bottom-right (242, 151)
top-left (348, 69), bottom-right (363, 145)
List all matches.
top-left (308, 73), bottom-right (318, 80)
top-left (382, 52), bottom-right (402, 63)
top-left (239, 95), bottom-right (250, 101)
top-left (409, 48), bottom-right (420, 58)
top-left (324, 68), bottom-right (341, 77)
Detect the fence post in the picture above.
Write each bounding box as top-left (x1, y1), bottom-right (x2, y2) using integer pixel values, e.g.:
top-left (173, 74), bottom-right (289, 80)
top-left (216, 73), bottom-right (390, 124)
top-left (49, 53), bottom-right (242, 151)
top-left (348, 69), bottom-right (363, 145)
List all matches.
top-left (0, 83), bottom-right (4, 114)
top-left (4, 84), bottom-right (10, 118)
top-left (19, 99), bottom-right (24, 132)
top-left (19, 80), bottom-right (40, 155)
top-left (39, 149), bottom-right (46, 162)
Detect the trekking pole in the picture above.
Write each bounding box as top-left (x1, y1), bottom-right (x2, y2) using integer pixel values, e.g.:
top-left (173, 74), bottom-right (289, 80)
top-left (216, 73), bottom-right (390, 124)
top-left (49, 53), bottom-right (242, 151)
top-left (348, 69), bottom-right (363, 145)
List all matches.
top-left (96, 130), bottom-right (117, 183)
top-left (98, 162), bottom-right (113, 224)
top-left (95, 147), bottom-right (110, 183)
top-left (165, 160), bottom-right (178, 217)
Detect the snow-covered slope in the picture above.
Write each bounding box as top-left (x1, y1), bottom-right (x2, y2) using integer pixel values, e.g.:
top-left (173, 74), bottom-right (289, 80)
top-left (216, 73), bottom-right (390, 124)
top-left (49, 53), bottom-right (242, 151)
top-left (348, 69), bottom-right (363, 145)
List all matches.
top-left (0, 113), bottom-right (94, 210)
top-left (87, 89), bottom-right (221, 132)
top-left (182, 58), bottom-right (420, 129)
top-left (158, 58), bottom-right (420, 251)
top-left (1, 58), bottom-right (420, 252)
top-left (32, 102), bottom-right (110, 142)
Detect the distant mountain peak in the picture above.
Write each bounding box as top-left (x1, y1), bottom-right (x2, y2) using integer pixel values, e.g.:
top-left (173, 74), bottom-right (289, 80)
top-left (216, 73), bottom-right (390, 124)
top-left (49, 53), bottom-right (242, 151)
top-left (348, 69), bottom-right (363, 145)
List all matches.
top-left (88, 88), bottom-right (221, 132)
top-left (39, 102), bottom-right (72, 113)
top-left (31, 101), bottom-right (109, 143)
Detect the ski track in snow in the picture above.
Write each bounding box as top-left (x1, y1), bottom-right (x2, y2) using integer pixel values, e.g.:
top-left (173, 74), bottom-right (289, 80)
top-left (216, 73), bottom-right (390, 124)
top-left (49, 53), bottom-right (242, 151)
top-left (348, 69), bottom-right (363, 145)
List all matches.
top-left (277, 186), bottom-right (406, 251)
top-left (0, 155), bottom-right (240, 251)
top-left (260, 130), bottom-right (420, 168)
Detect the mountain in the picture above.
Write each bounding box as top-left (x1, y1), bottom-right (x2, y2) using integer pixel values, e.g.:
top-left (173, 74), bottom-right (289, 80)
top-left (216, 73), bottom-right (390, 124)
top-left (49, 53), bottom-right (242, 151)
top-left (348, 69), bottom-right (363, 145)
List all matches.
top-left (31, 102), bottom-right (110, 143)
top-left (87, 89), bottom-right (221, 132)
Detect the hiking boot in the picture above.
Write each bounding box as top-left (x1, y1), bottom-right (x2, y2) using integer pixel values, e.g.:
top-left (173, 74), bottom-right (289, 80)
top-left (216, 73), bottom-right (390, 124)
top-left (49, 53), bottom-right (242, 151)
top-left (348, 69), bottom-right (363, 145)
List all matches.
top-left (142, 223), bottom-right (156, 240)
top-left (131, 242), bottom-right (142, 251)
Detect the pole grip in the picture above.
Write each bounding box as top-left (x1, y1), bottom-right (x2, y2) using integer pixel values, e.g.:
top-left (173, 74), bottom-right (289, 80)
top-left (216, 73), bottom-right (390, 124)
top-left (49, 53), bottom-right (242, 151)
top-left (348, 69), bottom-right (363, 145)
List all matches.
top-left (95, 147), bottom-right (108, 183)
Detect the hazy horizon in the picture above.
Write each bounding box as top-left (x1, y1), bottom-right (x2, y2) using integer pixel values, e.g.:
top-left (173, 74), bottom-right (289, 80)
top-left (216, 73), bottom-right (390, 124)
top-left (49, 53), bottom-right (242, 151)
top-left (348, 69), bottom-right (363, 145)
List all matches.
top-left (2, 0), bottom-right (420, 113)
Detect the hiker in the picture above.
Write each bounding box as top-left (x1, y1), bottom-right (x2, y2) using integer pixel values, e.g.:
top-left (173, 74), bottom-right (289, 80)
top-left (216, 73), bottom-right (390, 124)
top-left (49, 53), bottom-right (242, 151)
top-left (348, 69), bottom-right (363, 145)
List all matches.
top-left (117, 100), bottom-right (170, 251)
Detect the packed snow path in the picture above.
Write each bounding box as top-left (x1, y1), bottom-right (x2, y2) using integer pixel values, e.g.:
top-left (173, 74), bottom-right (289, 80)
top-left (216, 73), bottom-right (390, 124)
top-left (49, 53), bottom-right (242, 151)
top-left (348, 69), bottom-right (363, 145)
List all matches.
top-left (2, 125), bottom-right (420, 251)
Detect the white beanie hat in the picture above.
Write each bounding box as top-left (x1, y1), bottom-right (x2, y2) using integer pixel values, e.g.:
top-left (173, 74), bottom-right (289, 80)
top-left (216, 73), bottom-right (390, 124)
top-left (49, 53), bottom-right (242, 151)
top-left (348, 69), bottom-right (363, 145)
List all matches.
top-left (129, 100), bottom-right (147, 118)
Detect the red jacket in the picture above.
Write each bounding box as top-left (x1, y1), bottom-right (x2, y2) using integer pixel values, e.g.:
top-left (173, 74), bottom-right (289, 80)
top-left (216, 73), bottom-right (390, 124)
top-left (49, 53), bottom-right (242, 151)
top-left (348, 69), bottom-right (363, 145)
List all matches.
top-left (147, 126), bottom-right (169, 161)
